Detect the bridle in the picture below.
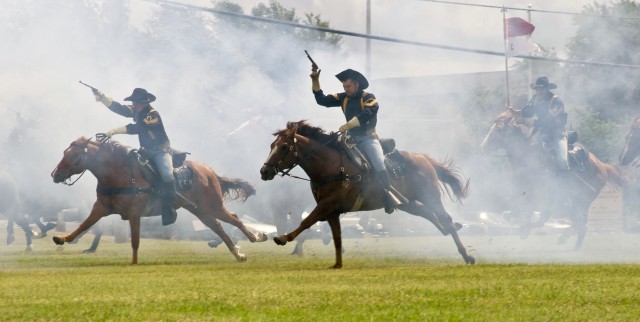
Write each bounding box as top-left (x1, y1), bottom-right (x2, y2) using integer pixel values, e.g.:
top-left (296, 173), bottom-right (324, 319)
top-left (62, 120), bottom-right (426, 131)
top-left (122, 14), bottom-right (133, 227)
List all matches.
top-left (263, 129), bottom-right (340, 182)
top-left (52, 137), bottom-right (92, 186)
top-left (263, 132), bottom-right (304, 180)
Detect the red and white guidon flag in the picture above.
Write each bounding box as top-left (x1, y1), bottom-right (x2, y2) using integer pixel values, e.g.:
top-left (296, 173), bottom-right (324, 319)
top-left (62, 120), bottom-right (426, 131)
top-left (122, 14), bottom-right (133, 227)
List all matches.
top-left (504, 17), bottom-right (540, 56)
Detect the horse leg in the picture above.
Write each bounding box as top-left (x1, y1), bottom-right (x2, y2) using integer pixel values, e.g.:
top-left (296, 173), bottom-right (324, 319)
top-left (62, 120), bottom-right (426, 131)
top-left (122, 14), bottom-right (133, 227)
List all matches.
top-left (53, 201), bottom-right (107, 246)
top-left (33, 216), bottom-right (56, 237)
top-left (6, 220), bottom-right (15, 245)
top-left (191, 208), bottom-right (247, 262)
top-left (291, 231), bottom-right (305, 257)
top-left (14, 218), bottom-right (33, 253)
top-left (433, 208), bottom-right (475, 265)
top-left (216, 209), bottom-right (267, 243)
top-left (398, 201), bottom-right (453, 235)
top-left (83, 228), bottom-right (103, 254)
top-left (128, 214), bottom-right (140, 265)
top-left (409, 199), bottom-right (475, 265)
top-left (326, 215), bottom-right (343, 269)
top-left (274, 206), bottom-right (329, 245)
top-left (519, 210), bottom-right (551, 240)
top-left (570, 205), bottom-right (589, 251)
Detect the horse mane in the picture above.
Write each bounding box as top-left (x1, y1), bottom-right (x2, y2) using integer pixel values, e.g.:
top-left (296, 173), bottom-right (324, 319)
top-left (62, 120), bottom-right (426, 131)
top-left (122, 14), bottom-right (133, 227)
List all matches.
top-left (274, 120), bottom-right (341, 148)
top-left (95, 138), bottom-right (133, 157)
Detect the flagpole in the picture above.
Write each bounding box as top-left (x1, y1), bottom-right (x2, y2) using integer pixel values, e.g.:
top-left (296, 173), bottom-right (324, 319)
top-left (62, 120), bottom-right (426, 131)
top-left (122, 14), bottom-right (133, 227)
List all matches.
top-left (502, 6), bottom-right (511, 108)
top-left (527, 4), bottom-right (533, 98)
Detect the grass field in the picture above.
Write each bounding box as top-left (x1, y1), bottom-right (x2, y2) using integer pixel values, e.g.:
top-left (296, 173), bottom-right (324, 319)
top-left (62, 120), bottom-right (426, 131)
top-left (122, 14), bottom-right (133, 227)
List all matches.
top-left (1, 230), bottom-right (640, 321)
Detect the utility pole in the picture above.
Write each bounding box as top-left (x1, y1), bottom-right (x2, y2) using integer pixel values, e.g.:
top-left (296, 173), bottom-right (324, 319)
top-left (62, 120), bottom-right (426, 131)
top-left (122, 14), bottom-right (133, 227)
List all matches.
top-left (366, 0), bottom-right (371, 77)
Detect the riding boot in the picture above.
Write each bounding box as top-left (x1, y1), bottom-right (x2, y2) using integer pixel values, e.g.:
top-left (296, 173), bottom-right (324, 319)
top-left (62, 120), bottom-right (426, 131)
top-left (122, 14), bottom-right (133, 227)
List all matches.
top-left (377, 170), bottom-right (408, 214)
top-left (162, 180), bottom-right (177, 226)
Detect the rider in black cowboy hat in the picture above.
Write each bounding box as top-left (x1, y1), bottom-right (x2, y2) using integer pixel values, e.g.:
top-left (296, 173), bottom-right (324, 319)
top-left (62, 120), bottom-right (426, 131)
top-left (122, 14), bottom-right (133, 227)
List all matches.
top-left (309, 67), bottom-right (408, 214)
top-left (523, 76), bottom-right (569, 171)
top-left (94, 88), bottom-right (178, 225)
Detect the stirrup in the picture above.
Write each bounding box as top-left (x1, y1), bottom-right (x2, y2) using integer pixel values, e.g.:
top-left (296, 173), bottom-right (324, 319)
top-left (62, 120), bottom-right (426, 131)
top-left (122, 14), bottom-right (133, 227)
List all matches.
top-left (384, 191), bottom-right (402, 214)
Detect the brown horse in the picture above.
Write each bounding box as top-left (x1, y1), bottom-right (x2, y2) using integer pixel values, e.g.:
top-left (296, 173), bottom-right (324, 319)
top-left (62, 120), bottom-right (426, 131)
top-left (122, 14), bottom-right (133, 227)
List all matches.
top-left (259, 120), bottom-right (474, 268)
top-left (620, 116), bottom-right (640, 166)
top-left (51, 136), bottom-right (267, 264)
top-left (481, 108), bottom-right (630, 249)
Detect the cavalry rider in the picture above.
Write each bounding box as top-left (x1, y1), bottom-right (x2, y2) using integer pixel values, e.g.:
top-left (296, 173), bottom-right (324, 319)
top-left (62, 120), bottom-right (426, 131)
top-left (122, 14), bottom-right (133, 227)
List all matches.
top-left (310, 66), bottom-right (408, 214)
top-left (94, 88), bottom-right (177, 225)
top-left (522, 76), bottom-right (570, 172)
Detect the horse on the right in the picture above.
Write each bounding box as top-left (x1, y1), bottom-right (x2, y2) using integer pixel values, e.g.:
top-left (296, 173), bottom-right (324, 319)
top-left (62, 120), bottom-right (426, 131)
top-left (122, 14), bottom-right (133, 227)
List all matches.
top-left (619, 116), bottom-right (640, 166)
top-left (481, 108), bottom-right (630, 249)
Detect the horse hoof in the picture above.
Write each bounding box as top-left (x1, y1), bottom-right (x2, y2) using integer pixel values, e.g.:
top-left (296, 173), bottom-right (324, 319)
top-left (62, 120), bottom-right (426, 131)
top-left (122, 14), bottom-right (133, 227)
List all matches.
top-left (6, 235), bottom-right (15, 245)
top-left (207, 240), bottom-right (221, 248)
top-left (329, 264), bottom-right (342, 269)
top-left (273, 236), bottom-right (288, 246)
top-left (82, 248), bottom-right (97, 254)
top-left (52, 236), bottom-right (66, 245)
top-left (255, 232), bottom-right (268, 243)
top-left (25, 246), bottom-right (33, 253)
top-left (465, 255), bottom-right (476, 265)
top-left (237, 255), bottom-right (247, 262)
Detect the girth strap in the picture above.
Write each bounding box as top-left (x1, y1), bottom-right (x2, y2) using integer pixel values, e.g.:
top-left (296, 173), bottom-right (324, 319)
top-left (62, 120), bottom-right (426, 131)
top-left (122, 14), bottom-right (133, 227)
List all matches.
top-left (96, 186), bottom-right (153, 196)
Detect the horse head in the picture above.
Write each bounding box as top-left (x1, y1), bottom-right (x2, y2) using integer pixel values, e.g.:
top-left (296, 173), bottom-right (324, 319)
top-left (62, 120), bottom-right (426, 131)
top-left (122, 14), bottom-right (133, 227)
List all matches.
top-left (51, 136), bottom-right (96, 185)
top-left (620, 116), bottom-right (640, 166)
top-left (480, 108), bottom-right (531, 155)
top-left (260, 121), bottom-right (302, 181)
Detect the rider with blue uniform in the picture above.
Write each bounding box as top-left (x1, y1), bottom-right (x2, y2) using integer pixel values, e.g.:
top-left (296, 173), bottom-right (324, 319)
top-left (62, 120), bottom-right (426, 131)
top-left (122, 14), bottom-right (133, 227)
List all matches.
top-left (94, 88), bottom-right (177, 225)
top-left (310, 67), bottom-right (407, 214)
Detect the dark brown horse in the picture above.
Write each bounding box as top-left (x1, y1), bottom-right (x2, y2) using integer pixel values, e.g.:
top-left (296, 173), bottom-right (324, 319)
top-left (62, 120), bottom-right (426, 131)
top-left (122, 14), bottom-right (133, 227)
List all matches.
top-left (260, 120), bottom-right (474, 268)
top-left (51, 136), bottom-right (267, 264)
top-left (481, 109), bottom-right (630, 249)
top-left (620, 116), bottom-right (640, 166)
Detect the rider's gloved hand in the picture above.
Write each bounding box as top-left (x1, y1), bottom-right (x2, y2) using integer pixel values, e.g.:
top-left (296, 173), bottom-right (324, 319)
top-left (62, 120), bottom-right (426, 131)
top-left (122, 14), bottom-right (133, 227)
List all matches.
top-left (105, 125), bottom-right (127, 138)
top-left (338, 117), bottom-right (360, 133)
top-left (310, 69), bottom-right (321, 92)
top-left (94, 92), bottom-right (113, 107)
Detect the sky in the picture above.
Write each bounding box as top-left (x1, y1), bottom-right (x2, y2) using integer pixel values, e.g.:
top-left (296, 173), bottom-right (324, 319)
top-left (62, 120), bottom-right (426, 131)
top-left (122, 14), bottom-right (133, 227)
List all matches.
top-left (224, 0), bottom-right (598, 79)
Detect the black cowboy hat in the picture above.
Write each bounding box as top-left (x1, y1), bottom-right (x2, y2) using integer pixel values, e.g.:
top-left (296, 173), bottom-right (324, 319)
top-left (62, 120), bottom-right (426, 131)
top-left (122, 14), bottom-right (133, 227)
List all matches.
top-left (335, 69), bottom-right (369, 90)
top-left (530, 76), bottom-right (557, 90)
top-left (124, 88), bottom-right (156, 103)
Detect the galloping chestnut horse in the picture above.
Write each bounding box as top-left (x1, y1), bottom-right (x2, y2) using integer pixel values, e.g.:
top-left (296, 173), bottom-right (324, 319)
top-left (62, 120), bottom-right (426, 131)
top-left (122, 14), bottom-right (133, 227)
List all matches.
top-left (481, 108), bottom-right (630, 249)
top-left (620, 116), bottom-right (640, 166)
top-left (51, 136), bottom-right (267, 264)
top-left (260, 120), bottom-right (474, 268)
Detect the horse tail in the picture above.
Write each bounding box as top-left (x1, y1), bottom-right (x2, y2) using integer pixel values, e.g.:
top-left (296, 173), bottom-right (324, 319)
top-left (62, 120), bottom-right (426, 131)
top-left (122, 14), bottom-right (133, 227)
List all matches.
top-left (216, 175), bottom-right (256, 203)
top-left (426, 156), bottom-right (470, 204)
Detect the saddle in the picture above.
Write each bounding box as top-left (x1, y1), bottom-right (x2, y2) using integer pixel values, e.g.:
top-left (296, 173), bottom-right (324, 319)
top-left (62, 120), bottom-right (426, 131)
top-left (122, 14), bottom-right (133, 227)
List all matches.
top-left (133, 147), bottom-right (194, 192)
top-left (539, 131), bottom-right (589, 172)
top-left (567, 132), bottom-right (589, 172)
top-left (340, 136), bottom-right (406, 178)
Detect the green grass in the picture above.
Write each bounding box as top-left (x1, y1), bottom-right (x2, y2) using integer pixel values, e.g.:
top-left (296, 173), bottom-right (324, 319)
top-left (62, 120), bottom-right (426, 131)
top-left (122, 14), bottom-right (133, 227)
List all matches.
top-left (1, 232), bottom-right (639, 321)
